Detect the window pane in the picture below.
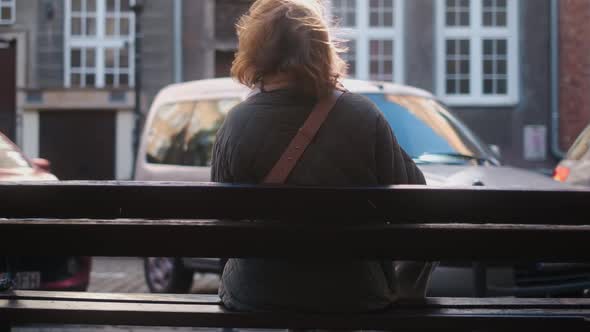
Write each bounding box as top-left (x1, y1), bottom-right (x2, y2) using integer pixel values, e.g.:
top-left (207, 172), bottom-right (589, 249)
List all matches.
top-left (85, 74), bottom-right (95, 86)
top-left (121, 0), bottom-right (130, 11)
top-left (86, 17), bottom-right (96, 35)
top-left (496, 11), bottom-right (507, 26)
top-left (483, 0), bottom-right (508, 27)
top-left (445, 39), bottom-right (470, 95)
top-left (446, 0), bottom-right (469, 27)
top-left (369, 39), bottom-right (394, 81)
top-left (483, 40), bottom-right (493, 55)
top-left (460, 60), bottom-right (469, 74)
top-left (119, 73), bottom-right (129, 86)
top-left (71, 49), bottom-right (81, 67)
top-left (460, 40), bottom-right (469, 54)
top-left (72, 0), bottom-right (82, 12)
top-left (497, 79), bottom-right (507, 94)
top-left (120, 48), bottom-right (129, 68)
top-left (107, 0), bottom-right (116, 12)
top-left (332, 0), bottom-right (356, 27)
top-left (86, 49), bottom-right (95, 67)
top-left (120, 18), bottom-right (130, 36)
top-left (483, 12), bottom-right (493, 26)
top-left (370, 12), bottom-right (379, 26)
top-left (460, 79), bottom-right (469, 94)
top-left (497, 59), bottom-right (507, 74)
top-left (106, 17), bottom-right (116, 36)
top-left (446, 79), bottom-right (456, 94)
top-left (369, 0), bottom-right (395, 27)
top-left (71, 74), bottom-right (81, 86)
top-left (482, 39), bottom-right (508, 95)
top-left (446, 60), bottom-right (456, 74)
top-left (483, 79), bottom-right (493, 94)
top-left (497, 39), bottom-right (507, 54)
top-left (71, 17), bottom-right (82, 35)
top-left (87, 0), bottom-right (96, 12)
top-left (105, 48), bottom-right (116, 68)
top-left (1, 7), bottom-right (11, 21)
top-left (105, 73), bottom-right (115, 86)
top-left (483, 60), bottom-right (493, 74)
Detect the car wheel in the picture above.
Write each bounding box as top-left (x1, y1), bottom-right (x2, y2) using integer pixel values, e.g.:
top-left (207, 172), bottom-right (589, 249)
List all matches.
top-left (144, 257), bottom-right (193, 293)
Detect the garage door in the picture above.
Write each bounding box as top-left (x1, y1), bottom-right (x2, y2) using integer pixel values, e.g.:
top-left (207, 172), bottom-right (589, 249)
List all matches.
top-left (0, 40), bottom-right (16, 140)
top-left (39, 111), bottom-right (116, 180)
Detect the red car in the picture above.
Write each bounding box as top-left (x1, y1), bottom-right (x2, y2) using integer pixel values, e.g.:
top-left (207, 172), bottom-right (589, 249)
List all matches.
top-left (0, 132), bottom-right (91, 291)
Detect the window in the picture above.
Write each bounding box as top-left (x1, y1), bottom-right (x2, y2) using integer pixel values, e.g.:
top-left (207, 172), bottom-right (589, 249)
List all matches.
top-left (65, 0), bottom-right (135, 88)
top-left (145, 99), bottom-right (240, 167)
top-left (436, 0), bottom-right (518, 106)
top-left (330, 0), bottom-right (404, 82)
top-left (0, 0), bottom-right (15, 24)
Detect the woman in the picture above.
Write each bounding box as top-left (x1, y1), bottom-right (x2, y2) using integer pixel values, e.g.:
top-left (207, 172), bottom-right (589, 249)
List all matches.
top-left (211, 0), bottom-right (432, 312)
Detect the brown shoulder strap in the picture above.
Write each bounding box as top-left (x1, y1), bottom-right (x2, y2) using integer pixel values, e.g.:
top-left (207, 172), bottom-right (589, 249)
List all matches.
top-left (264, 90), bottom-right (345, 184)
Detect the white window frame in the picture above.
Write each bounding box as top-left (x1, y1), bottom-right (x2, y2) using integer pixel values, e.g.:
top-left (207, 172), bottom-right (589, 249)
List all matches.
top-left (329, 0), bottom-right (405, 83)
top-left (0, 0), bottom-right (15, 25)
top-left (436, 0), bottom-right (519, 106)
top-left (64, 0), bottom-right (135, 88)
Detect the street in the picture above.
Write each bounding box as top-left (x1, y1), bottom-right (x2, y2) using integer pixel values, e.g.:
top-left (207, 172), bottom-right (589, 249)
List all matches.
top-left (12, 257), bottom-right (226, 332)
top-left (88, 257), bottom-right (220, 294)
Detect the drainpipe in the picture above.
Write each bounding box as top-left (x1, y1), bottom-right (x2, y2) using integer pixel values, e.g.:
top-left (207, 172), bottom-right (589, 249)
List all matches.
top-left (550, 0), bottom-right (566, 159)
top-left (174, 0), bottom-right (183, 83)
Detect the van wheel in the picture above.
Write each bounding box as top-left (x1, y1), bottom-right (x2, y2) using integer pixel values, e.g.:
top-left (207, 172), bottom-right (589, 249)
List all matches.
top-left (144, 257), bottom-right (193, 293)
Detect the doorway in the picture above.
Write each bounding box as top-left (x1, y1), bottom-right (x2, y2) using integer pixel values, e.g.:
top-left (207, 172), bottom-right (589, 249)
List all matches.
top-left (39, 111), bottom-right (116, 180)
top-left (0, 40), bottom-right (16, 140)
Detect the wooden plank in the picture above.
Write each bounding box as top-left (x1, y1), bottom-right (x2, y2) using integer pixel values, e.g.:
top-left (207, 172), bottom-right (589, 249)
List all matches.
top-left (2, 298), bottom-right (590, 330)
top-left (6, 291), bottom-right (590, 309)
top-left (0, 291), bottom-right (220, 305)
top-left (0, 181), bottom-right (589, 224)
top-left (0, 219), bottom-right (589, 260)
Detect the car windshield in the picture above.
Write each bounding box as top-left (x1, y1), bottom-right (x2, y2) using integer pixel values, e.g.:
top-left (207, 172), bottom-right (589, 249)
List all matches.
top-left (566, 125), bottom-right (590, 161)
top-left (0, 135), bottom-right (31, 169)
top-left (364, 93), bottom-right (494, 165)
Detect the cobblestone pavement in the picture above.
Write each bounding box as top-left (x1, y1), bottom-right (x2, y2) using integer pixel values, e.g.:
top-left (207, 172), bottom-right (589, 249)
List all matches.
top-left (12, 257), bottom-right (242, 332)
top-left (88, 257), bottom-right (220, 294)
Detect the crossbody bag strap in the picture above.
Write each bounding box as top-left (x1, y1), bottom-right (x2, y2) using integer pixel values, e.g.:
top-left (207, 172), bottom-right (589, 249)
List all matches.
top-left (263, 89), bottom-right (345, 184)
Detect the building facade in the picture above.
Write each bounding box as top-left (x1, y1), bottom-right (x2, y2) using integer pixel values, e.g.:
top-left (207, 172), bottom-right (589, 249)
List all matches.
top-left (0, 0), bottom-right (588, 180)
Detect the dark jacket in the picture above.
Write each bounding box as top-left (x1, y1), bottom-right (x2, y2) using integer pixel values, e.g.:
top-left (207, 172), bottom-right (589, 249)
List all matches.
top-left (211, 89), bottom-right (426, 312)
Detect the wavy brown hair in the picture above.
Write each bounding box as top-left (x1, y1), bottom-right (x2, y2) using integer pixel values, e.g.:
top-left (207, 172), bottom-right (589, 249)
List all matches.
top-left (231, 0), bottom-right (347, 97)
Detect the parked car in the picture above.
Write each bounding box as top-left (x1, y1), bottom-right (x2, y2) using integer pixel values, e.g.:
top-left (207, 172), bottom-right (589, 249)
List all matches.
top-left (0, 132), bottom-right (91, 291)
top-left (554, 123), bottom-right (590, 187)
top-left (136, 78), bottom-right (585, 297)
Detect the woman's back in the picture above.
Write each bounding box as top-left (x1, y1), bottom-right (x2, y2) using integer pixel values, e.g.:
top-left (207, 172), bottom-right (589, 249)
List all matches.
top-left (212, 89), bottom-right (425, 312)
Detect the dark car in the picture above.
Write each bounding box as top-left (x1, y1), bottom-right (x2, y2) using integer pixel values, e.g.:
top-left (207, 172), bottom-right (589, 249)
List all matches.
top-left (0, 132), bottom-right (91, 291)
top-left (135, 78), bottom-right (587, 297)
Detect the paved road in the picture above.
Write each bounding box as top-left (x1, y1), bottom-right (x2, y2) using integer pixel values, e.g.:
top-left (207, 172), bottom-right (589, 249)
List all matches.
top-left (13, 257), bottom-right (230, 332)
top-left (88, 257), bottom-right (220, 294)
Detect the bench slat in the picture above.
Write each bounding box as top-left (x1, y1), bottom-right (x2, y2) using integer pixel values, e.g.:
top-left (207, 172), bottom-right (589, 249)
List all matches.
top-left (2, 296), bottom-right (590, 330)
top-left (4, 291), bottom-right (590, 309)
top-left (1, 219), bottom-right (589, 260)
top-left (0, 181), bottom-right (589, 224)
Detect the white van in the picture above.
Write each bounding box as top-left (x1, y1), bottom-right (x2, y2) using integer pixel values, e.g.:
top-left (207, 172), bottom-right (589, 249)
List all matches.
top-left (136, 78), bottom-right (584, 300)
top-left (135, 77), bottom-right (433, 183)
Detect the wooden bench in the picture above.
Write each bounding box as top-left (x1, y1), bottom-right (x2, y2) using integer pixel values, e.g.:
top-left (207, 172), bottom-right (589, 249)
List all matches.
top-left (1, 181), bottom-right (590, 331)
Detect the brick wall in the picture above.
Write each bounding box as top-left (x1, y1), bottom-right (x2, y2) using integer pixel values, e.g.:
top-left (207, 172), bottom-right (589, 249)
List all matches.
top-left (215, 0), bottom-right (252, 45)
top-left (559, 0), bottom-right (590, 151)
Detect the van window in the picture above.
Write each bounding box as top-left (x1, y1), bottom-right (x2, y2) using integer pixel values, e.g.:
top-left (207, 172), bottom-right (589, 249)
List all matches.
top-left (0, 135), bottom-right (31, 169)
top-left (145, 99), bottom-right (239, 166)
top-left (567, 125), bottom-right (590, 161)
